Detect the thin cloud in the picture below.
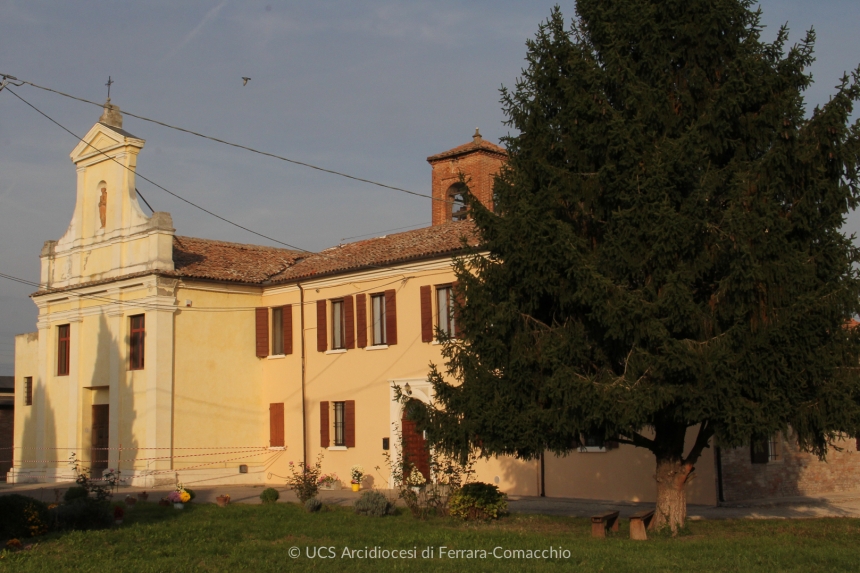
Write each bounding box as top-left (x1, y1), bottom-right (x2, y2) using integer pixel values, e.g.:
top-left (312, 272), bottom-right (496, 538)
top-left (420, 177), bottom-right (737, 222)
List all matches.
top-left (160, 0), bottom-right (229, 63)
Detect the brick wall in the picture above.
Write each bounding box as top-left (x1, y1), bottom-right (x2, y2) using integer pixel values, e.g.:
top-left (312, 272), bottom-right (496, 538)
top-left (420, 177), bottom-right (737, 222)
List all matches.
top-left (721, 434), bottom-right (860, 501)
top-left (0, 406), bottom-right (13, 481)
top-left (429, 150), bottom-right (506, 226)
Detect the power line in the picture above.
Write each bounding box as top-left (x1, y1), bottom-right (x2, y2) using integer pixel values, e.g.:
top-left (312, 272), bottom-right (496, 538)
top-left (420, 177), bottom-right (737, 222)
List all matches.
top-left (0, 86), bottom-right (475, 277)
top-left (3, 85), bottom-right (311, 253)
top-left (2, 74), bottom-right (448, 203)
top-left (340, 221), bottom-right (431, 242)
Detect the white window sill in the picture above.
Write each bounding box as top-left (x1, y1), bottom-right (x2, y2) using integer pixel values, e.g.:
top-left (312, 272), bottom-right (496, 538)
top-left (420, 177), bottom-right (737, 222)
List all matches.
top-left (579, 447), bottom-right (607, 453)
top-left (365, 344), bottom-right (388, 351)
top-left (267, 354), bottom-right (286, 360)
top-left (325, 349), bottom-right (347, 355)
top-left (268, 446), bottom-right (285, 451)
top-left (431, 340), bottom-right (442, 345)
top-left (327, 446), bottom-right (348, 451)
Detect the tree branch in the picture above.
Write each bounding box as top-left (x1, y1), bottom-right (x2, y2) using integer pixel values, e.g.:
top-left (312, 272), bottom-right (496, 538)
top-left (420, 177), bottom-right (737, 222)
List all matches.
top-left (682, 421), bottom-right (715, 467)
top-left (615, 430), bottom-right (656, 451)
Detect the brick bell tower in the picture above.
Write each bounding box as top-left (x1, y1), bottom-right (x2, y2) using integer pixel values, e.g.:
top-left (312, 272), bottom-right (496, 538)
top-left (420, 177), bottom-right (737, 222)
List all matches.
top-left (427, 129), bottom-right (507, 226)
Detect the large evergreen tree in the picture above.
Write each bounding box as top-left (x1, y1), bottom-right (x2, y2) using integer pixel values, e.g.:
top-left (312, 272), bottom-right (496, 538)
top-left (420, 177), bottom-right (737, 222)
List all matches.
top-left (415, 1), bottom-right (860, 532)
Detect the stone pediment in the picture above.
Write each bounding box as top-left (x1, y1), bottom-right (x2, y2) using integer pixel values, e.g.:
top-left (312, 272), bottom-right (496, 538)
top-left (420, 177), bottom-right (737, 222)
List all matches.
top-left (70, 122), bottom-right (145, 167)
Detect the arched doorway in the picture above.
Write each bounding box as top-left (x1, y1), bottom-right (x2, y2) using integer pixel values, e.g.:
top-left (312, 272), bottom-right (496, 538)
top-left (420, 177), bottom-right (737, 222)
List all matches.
top-left (401, 399), bottom-right (431, 481)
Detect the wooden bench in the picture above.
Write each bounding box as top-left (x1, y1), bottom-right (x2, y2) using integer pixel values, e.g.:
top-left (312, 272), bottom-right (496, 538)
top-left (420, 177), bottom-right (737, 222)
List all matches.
top-left (629, 509), bottom-right (655, 540)
top-left (591, 510), bottom-right (620, 538)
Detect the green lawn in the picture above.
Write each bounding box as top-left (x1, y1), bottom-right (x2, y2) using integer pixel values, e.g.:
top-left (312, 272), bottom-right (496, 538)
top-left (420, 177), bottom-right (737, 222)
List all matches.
top-left (2, 501), bottom-right (858, 572)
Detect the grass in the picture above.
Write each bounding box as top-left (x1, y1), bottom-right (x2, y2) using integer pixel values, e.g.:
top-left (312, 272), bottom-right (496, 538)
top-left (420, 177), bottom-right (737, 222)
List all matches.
top-left (2, 501), bottom-right (859, 572)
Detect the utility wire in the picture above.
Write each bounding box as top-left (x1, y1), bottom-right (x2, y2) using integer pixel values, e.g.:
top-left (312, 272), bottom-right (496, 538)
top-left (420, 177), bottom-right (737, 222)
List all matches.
top-left (0, 86), bottom-right (475, 277)
top-left (2, 74), bottom-right (448, 202)
top-left (3, 86), bottom-right (311, 253)
top-left (0, 270), bottom-right (432, 313)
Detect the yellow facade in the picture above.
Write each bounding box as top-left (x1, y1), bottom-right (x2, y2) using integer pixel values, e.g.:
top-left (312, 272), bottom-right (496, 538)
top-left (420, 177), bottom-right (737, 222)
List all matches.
top-left (10, 103), bottom-right (716, 505)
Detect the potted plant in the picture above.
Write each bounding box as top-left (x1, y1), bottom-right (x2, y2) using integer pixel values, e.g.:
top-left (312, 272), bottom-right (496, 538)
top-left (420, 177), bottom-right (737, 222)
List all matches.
top-left (138, 491), bottom-right (149, 502)
top-left (350, 465), bottom-right (364, 492)
top-left (125, 495), bottom-right (137, 509)
top-left (168, 484), bottom-right (192, 509)
top-left (114, 505), bottom-right (124, 525)
top-left (317, 473), bottom-right (339, 490)
top-left (405, 464), bottom-right (426, 493)
top-left (215, 494), bottom-right (231, 507)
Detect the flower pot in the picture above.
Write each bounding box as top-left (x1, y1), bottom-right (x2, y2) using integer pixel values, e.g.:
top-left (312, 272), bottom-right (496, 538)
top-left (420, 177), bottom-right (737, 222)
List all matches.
top-left (139, 492), bottom-right (149, 501)
top-left (125, 496), bottom-right (137, 508)
top-left (410, 486), bottom-right (421, 494)
top-left (351, 483), bottom-right (360, 492)
top-left (215, 496), bottom-right (230, 507)
top-left (173, 502), bottom-right (184, 510)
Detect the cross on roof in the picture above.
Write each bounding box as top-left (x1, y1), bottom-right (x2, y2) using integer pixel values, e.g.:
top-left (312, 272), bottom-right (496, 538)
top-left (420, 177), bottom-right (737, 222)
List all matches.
top-left (105, 76), bottom-right (114, 99)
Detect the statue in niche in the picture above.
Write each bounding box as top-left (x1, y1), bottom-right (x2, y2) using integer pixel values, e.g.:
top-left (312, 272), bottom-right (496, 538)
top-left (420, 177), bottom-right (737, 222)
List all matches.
top-left (98, 188), bottom-right (107, 228)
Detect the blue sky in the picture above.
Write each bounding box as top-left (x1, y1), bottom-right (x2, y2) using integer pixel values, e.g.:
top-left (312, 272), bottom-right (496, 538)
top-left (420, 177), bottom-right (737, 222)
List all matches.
top-left (1, 1), bottom-right (858, 375)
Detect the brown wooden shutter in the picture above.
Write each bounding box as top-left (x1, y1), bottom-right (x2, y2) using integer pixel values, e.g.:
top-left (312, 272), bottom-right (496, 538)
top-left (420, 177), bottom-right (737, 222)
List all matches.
top-left (320, 401), bottom-right (330, 447)
top-left (344, 295), bottom-right (355, 349)
top-left (345, 400), bottom-right (356, 448)
top-left (282, 305), bottom-right (293, 355)
top-left (384, 289), bottom-right (398, 345)
top-left (420, 285), bottom-right (433, 342)
top-left (255, 308), bottom-right (269, 357)
top-left (269, 403), bottom-right (285, 447)
top-left (452, 281), bottom-right (463, 337)
top-left (356, 294), bottom-right (368, 348)
top-left (316, 300), bottom-right (327, 352)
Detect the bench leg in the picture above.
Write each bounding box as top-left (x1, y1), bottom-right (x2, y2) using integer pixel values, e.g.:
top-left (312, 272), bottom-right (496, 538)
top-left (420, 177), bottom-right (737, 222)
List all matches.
top-left (592, 522), bottom-right (607, 538)
top-left (630, 519), bottom-right (647, 541)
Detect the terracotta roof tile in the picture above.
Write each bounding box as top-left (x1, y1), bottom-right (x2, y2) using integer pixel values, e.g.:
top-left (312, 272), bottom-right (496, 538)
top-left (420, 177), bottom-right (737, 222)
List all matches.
top-left (172, 236), bottom-right (305, 283)
top-left (270, 220), bottom-right (478, 282)
top-left (427, 139), bottom-right (506, 162)
top-left (32, 223), bottom-right (478, 296)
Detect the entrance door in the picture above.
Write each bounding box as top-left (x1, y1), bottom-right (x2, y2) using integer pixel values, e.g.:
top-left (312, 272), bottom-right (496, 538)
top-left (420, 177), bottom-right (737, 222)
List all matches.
top-left (401, 400), bottom-right (431, 480)
top-left (91, 405), bottom-right (109, 475)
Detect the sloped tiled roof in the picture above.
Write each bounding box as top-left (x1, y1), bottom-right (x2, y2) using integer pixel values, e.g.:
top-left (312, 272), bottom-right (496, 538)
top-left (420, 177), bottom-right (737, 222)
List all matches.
top-left (32, 223), bottom-right (477, 296)
top-left (426, 138), bottom-right (507, 162)
top-left (172, 236), bottom-right (305, 284)
top-left (270, 220), bottom-right (479, 282)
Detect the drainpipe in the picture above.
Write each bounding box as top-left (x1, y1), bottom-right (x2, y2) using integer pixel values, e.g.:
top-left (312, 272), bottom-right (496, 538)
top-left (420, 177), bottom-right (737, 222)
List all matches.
top-left (298, 282), bottom-right (307, 467)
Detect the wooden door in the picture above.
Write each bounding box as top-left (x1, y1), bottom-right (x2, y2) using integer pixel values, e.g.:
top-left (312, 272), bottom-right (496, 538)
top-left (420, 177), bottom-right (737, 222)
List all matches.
top-left (91, 405), bottom-right (109, 475)
top-left (401, 400), bottom-right (430, 480)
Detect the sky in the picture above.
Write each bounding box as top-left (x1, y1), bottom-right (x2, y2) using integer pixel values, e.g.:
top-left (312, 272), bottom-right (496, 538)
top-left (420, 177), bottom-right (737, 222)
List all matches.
top-left (1, 0), bottom-right (859, 375)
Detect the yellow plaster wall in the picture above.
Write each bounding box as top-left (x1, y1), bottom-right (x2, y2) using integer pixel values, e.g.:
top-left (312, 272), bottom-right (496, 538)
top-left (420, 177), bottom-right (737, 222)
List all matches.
top-left (171, 281), bottom-right (269, 477)
top-left (13, 332), bottom-right (39, 472)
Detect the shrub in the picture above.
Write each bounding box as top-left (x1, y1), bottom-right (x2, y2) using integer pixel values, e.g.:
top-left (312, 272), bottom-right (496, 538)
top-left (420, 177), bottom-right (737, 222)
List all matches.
top-left (448, 482), bottom-right (508, 521)
top-left (260, 488), bottom-right (280, 504)
top-left (286, 454), bottom-right (323, 504)
top-left (0, 495), bottom-right (51, 539)
top-left (304, 498), bottom-right (322, 513)
top-left (53, 499), bottom-right (113, 531)
top-left (64, 486), bottom-right (89, 503)
top-left (354, 490), bottom-right (396, 517)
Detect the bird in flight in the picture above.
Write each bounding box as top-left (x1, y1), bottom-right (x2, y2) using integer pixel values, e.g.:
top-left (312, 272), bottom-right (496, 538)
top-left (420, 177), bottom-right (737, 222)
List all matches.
top-left (242, 77), bottom-right (251, 86)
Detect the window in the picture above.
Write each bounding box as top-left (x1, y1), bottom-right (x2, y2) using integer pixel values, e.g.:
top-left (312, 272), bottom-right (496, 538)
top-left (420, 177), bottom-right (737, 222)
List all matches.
top-left (129, 314), bottom-right (145, 370)
top-left (579, 433), bottom-right (606, 453)
top-left (57, 324), bottom-right (70, 376)
top-left (447, 183), bottom-right (468, 221)
top-left (320, 400), bottom-right (355, 448)
top-left (371, 294), bottom-right (387, 345)
top-left (331, 300), bottom-right (345, 350)
top-left (436, 286), bottom-right (455, 338)
top-left (751, 434), bottom-right (781, 464)
top-left (24, 377), bottom-right (33, 406)
top-left (272, 307), bottom-right (284, 355)
top-left (333, 401), bottom-right (346, 447)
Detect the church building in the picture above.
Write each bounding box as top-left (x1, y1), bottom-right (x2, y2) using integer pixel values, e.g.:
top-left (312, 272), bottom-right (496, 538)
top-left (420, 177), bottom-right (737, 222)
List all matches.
top-left (12, 99), bottom-right (854, 505)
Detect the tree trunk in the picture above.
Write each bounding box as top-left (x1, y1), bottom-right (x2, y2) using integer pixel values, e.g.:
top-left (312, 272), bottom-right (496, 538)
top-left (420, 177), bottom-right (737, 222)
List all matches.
top-left (651, 455), bottom-right (692, 534)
